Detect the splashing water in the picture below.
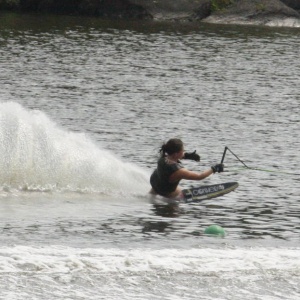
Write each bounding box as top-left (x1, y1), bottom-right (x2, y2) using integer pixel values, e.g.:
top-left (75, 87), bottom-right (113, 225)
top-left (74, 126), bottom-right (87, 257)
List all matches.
top-left (0, 102), bottom-right (149, 194)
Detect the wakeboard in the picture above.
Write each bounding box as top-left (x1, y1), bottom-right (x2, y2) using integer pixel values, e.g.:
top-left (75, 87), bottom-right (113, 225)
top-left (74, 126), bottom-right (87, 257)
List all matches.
top-left (182, 182), bottom-right (239, 203)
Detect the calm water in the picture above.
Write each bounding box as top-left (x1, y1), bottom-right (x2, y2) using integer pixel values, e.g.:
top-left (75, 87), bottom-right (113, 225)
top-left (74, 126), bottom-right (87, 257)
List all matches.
top-left (0, 12), bottom-right (300, 300)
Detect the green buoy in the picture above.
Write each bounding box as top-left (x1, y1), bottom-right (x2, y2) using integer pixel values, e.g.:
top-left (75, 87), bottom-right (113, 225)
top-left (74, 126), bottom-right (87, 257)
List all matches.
top-left (204, 225), bottom-right (226, 237)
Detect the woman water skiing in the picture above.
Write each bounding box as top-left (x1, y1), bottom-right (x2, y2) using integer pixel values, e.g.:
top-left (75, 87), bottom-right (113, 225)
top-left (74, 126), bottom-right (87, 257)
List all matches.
top-left (150, 138), bottom-right (224, 199)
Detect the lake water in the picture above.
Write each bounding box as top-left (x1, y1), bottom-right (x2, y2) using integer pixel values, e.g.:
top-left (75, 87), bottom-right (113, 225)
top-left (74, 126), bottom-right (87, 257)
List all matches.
top-left (0, 12), bottom-right (300, 300)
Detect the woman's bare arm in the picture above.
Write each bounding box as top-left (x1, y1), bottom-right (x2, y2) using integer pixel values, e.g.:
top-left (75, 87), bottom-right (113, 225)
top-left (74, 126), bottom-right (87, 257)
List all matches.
top-left (169, 168), bottom-right (213, 183)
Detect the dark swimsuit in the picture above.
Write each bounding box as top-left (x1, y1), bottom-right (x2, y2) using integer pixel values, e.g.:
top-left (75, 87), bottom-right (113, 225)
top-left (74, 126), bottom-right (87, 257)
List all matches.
top-left (150, 157), bottom-right (183, 197)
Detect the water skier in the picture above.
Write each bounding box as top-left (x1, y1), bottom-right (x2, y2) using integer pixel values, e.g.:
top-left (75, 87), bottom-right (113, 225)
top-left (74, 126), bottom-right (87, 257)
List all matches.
top-left (150, 138), bottom-right (224, 199)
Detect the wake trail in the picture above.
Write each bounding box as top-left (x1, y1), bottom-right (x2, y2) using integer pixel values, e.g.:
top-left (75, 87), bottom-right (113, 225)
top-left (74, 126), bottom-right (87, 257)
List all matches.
top-left (0, 102), bottom-right (149, 195)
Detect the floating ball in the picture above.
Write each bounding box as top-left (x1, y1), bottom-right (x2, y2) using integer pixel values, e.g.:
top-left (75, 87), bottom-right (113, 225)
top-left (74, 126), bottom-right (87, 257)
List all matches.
top-left (204, 225), bottom-right (226, 237)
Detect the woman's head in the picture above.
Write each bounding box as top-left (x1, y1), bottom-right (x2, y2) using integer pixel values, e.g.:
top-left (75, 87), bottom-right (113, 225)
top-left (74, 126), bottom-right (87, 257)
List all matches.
top-left (160, 138), bottom-right (184, 157)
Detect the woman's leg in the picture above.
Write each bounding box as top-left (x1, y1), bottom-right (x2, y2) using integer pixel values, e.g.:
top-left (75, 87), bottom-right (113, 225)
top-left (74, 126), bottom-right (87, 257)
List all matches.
top-left (167, 187), bottom-right (182, 199)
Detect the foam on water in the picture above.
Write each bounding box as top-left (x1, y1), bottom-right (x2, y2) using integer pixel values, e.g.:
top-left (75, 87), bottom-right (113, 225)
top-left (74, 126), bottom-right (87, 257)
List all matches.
top-left (0, 245), bottom-right (299, 300)
top-left (0, 102), bottom-right (149, 195)
top-left (266, 17), bottom-right (300, 28)
top-left (1, 245), bottom-right (299, 274)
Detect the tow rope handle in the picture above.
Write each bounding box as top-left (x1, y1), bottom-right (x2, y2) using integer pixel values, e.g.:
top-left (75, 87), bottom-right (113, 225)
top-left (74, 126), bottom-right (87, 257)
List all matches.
top-left (221, 146), bottom-right (228, 164)
top-left (219, 146), bottom-right (299, 175)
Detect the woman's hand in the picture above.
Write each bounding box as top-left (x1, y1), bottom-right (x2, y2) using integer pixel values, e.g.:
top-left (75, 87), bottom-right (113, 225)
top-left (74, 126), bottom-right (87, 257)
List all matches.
top-left (211, 164), bottom-right (224, 173)
top-left (183, 151), bottom-right (200, 162)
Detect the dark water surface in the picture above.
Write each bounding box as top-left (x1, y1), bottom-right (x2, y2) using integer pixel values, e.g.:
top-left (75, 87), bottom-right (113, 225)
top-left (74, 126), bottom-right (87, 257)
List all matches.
top-left (0, 12), bottom-right (299, 300)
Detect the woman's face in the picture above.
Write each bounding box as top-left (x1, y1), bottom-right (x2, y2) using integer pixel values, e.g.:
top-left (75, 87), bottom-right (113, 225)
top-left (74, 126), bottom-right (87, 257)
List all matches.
top-left (175, 148), bottom-right (185, 160)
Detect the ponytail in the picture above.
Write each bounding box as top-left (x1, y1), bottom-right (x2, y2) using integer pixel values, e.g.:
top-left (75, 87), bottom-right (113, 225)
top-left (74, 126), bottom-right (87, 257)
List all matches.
top-left (159, 144), bottom-right (167, 157)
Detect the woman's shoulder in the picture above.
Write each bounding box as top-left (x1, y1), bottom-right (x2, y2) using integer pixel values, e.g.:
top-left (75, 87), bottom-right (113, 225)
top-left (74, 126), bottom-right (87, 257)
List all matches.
top-left (167, 159), bottom-right (183, 171)
top-left (157, 157), bottom-right (182, 169)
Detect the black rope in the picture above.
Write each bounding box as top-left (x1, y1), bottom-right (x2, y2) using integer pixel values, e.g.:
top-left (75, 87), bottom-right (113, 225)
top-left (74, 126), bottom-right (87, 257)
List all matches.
top-left (221, 146), bottom-right (300, 176)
